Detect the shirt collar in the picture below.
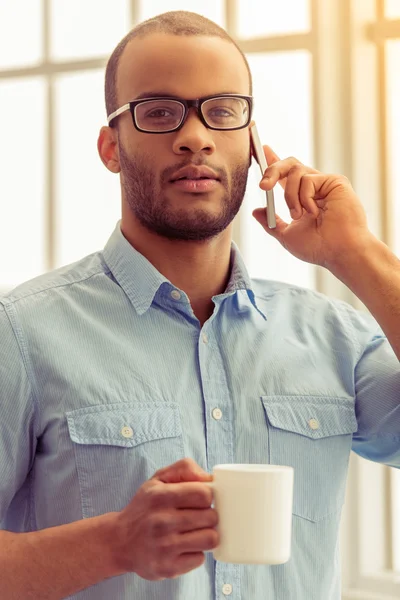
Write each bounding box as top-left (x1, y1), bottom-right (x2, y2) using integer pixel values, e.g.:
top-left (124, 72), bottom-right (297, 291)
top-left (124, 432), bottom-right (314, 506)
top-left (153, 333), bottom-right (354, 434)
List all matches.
top-left (102, 222), bottom-right (266, 319)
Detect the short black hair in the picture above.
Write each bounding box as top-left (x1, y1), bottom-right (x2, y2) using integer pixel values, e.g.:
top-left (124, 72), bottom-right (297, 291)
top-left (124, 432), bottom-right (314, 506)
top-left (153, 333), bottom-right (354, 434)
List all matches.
top-left (104, 10), bottom-right (253, 119)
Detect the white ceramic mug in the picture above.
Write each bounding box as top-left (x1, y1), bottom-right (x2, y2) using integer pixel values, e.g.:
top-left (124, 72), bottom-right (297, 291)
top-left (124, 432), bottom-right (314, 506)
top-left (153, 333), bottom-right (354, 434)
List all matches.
top-left (209, 464), bottom-right (294, 564)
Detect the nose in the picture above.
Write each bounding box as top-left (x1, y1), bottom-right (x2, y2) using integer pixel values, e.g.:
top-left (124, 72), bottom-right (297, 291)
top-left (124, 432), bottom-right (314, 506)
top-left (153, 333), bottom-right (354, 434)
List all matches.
top-left (172, 108), bottom-right (216, 156)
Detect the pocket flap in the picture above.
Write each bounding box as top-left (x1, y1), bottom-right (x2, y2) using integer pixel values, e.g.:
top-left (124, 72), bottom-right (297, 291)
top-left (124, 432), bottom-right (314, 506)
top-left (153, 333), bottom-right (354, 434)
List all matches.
top-left (261, 396), bottom-right (358, 439)
top-left (66, 402), bottom-right (181, 448)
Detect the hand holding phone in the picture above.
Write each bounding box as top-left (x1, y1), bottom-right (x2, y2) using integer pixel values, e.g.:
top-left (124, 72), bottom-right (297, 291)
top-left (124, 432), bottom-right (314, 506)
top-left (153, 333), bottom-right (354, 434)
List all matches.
top-left (250, 123), bottom-right (276, 229)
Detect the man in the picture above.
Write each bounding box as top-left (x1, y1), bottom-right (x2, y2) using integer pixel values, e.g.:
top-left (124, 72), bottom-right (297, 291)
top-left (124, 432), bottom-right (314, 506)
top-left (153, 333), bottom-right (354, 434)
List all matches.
top-left (0, 9), bottom-right (399, 600)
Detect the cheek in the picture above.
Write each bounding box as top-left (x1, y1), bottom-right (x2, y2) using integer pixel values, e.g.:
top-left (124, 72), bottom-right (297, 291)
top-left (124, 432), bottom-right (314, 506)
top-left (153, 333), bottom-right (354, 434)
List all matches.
top-left (219, 131), bottom-right (251, 163)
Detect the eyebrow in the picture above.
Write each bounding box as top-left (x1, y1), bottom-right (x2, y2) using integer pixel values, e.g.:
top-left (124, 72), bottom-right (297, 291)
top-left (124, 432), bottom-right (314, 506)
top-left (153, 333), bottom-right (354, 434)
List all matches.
top-left (134, 91), bottom-right (242, 100)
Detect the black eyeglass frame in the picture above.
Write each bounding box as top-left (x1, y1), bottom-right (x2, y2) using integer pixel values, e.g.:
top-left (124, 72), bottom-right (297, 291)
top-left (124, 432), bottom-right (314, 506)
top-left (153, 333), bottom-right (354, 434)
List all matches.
top-left (107, 94), bottom-right (254, 133)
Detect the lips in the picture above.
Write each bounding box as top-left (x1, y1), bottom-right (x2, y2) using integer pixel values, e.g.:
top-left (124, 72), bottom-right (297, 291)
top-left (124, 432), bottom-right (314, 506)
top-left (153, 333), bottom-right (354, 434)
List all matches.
top-left (170, 165), bottom-right (219, 182)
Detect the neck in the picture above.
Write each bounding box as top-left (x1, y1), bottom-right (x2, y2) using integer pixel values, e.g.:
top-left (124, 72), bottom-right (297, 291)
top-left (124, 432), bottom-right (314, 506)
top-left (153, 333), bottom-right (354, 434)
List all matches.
top-left (120, 214), bottom-right (233, 326)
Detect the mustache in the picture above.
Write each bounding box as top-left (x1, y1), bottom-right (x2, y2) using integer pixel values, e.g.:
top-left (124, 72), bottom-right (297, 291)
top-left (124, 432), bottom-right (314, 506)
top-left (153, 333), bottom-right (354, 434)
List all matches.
top-left (162, 160), bottom-right (227, 184)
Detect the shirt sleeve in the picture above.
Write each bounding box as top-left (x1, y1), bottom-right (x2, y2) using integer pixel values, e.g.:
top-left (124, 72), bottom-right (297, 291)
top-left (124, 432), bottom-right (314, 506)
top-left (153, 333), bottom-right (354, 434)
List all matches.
top-left (350, 309), bottom-right (400, 468)
top-left (0, 301), bottom-right (38, 525)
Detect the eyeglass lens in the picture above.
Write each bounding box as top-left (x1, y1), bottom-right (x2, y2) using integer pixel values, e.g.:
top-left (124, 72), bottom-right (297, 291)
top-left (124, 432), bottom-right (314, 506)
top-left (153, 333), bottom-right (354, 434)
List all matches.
top-left (134, 97), bottom-right (249, 132)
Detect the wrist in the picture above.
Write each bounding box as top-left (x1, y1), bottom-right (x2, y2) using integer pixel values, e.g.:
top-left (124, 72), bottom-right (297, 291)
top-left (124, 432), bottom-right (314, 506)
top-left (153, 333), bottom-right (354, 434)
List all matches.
top-left (327, 232), bottom-right (383, 282)
top-left (97, 512), bottom-right (129, 578)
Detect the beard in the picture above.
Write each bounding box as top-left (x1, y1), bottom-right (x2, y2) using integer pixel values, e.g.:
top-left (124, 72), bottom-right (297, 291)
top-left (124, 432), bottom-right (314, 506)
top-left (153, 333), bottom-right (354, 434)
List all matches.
top-left (119, 144), bottom-right (250, 242)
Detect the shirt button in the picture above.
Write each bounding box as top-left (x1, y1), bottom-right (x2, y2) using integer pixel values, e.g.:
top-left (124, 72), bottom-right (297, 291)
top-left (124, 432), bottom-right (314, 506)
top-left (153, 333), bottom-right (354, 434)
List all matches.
top-left (170, 290), bottom-right (181, 300)
top-left (121, 426), bottom-right (133, 438)
top-left (202, 333), bottom-right (208, 344)
top-left (308, 418), bottom-right (319, 430)
top-left (222, 583), bottom-right (233, 595)
top-left (212, 408), bottom-right (223, 420)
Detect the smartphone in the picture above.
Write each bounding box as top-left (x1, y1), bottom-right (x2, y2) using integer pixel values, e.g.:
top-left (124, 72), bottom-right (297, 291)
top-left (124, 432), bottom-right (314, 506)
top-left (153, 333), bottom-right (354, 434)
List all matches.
top-left (250, 123), bottom-right (276, 229)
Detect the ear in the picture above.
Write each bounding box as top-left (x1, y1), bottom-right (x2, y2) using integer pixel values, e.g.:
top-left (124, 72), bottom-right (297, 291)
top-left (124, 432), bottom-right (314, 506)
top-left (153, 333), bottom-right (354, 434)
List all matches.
top-left (248, 119), bottom-right (255, 167)
top-left (97, 126), bottom-right (120, 173)
top-left (248, 119), bottom-right (256, 160)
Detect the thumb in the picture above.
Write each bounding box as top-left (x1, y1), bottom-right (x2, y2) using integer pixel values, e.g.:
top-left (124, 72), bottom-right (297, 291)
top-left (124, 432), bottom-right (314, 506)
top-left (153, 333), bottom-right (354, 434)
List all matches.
top-left (152, 458), bottom-right (212, 484)
top-left (252, 208), bottom-right (288, 241)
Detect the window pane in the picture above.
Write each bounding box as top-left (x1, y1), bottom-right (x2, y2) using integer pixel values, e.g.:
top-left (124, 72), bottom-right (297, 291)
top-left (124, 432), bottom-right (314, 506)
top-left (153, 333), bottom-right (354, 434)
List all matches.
top-left (237, 0), bottom-right (310, 38)
top-left (139, 0), bottom-right (225, 27)
top-left (50, 0), bottom-right (130, 61)
top-left (242, 51), bottom-right (315, 289)
top-left (0, 0), bottom-right (42, 68)
top-left (0, 78), bottom-right (46, 289)
top-left (386, 0), bottom-right (400, 18)
top-left (386, 40), bottom-right (400, 257)
top-left (54, 70), bottom-right (120, 266)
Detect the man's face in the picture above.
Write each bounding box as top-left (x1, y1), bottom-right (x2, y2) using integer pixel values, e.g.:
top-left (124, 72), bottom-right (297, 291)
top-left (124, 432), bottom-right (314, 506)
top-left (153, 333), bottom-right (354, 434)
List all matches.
top-left (115, 33), bottom-right (252, 241)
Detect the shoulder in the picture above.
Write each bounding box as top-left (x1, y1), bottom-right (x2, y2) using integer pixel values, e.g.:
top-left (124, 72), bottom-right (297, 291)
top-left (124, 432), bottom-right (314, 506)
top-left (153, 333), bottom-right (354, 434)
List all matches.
top-left (251, 277), bottom-right (382, 343)
top-left (0, 252), bottom-right (108, 310)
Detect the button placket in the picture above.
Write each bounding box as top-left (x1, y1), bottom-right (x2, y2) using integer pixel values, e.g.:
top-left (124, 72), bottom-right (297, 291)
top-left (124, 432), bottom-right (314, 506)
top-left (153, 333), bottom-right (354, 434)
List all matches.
top-left (198, 321), bottom-right (239, 597)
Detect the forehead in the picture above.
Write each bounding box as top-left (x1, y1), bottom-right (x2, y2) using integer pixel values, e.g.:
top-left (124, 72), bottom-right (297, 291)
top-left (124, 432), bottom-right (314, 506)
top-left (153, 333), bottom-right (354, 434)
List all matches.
top-left (117, 33), bottom-right (250, 102)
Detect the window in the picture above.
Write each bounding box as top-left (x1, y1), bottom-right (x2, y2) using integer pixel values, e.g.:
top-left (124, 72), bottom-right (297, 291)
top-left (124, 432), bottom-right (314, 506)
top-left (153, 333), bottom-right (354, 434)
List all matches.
top-left (138, 0), bottom-right (225, 26)
top-left (237, 0), bottom-right (310, 37)
top-left (0, 77), bottom-right (47, 287)
top-left (386, 40), bottom-right (400, 258)
top-left (242, 50), bottom-right (314, 288)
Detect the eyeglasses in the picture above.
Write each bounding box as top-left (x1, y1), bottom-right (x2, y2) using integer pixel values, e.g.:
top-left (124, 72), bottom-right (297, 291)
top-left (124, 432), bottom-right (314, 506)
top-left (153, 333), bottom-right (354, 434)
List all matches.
top-left (107, 94), bottom-right (253, 133)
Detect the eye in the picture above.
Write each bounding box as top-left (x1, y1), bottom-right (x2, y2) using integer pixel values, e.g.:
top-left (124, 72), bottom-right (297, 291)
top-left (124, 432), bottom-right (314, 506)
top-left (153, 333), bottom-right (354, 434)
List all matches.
top-left (145, 108), bottom-right (175, 119)
top-left (208, 108), bottom-right (235, 118)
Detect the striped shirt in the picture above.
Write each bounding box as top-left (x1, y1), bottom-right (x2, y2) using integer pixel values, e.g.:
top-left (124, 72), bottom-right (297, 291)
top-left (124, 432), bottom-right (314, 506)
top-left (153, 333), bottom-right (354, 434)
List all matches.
top-left (1, 221), bottom-right (399, 599)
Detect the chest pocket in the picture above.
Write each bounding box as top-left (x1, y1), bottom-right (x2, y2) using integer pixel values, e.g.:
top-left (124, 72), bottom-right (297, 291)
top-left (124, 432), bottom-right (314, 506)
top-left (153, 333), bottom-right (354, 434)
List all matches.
top-left (66, 402), bottom-right (184, 518)
top-left (262, 396), bottom-right (358, 522)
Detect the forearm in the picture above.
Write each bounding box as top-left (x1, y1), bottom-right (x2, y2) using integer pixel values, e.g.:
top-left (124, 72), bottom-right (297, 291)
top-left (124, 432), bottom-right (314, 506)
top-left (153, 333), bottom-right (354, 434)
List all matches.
top-left (330, 235), bottom-right (400, 360)
top-left (0, 513), bottom-right (124, 600)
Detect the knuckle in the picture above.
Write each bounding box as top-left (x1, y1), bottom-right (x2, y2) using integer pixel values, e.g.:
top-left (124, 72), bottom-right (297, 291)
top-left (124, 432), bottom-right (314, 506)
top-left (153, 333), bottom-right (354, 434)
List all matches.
top-left (195, 486), bottom-right (208, 501)
top-left (150, 513), bottom-right (170, 538)
top-left (209, 508), bottom-right (219, 527)
top-left (195, 489), bottom-right (211, 507)
top-left (146, 487), bottom-right (164, 509)
top-left (148, 486), bottom-right (173, 510)
top-left (159, 562), bottom-right (177, 579)
top-left (180, 457), bottom-right (197, 468)
top-left (302, 172), bottom-right (313, 182)
top-left (288, 164), bottom-right (303, 176)
top-left (205, 529), bottom-right (219, 549)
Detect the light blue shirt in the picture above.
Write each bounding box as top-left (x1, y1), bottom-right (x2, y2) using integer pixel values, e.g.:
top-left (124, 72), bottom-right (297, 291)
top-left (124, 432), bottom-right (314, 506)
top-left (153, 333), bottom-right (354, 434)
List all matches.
top-left (1, 222), bottom-right (399, 600)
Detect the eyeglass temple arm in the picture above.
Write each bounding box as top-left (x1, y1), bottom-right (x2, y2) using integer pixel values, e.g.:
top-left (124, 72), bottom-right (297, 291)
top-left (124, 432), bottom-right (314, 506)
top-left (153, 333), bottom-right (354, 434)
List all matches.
top-left (107, 103), bottom-right (130, 125)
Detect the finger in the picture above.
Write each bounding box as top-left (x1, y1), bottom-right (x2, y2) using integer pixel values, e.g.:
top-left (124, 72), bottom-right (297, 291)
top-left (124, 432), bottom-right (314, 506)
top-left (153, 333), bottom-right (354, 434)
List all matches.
top-left (260, 156), bottom-right (300, 191)
top-left (299, 174), bottom-right (321, 218)
top-left (263, 145), bottom-right (281, 166)
top-left (260, 146), bottom-right (289, 190)
top-left (153, 458), bottom-right (212, 484)
top-left (260, 157), bottom-right (319, 192)
top-left (283, 164), bottom-right (305, 219)
top-left (164, 552), bottom-right (205, 578)
top-left (175, 528), bottom-right (220, 554)
top-left (176, 508), bottom-right (219, 533)
top-left (284, 167), bottom-right (321, 219)
top-left (252, 208), bottom-right (289, 243)
top-left (148, 481), bottom-right (213, 510)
